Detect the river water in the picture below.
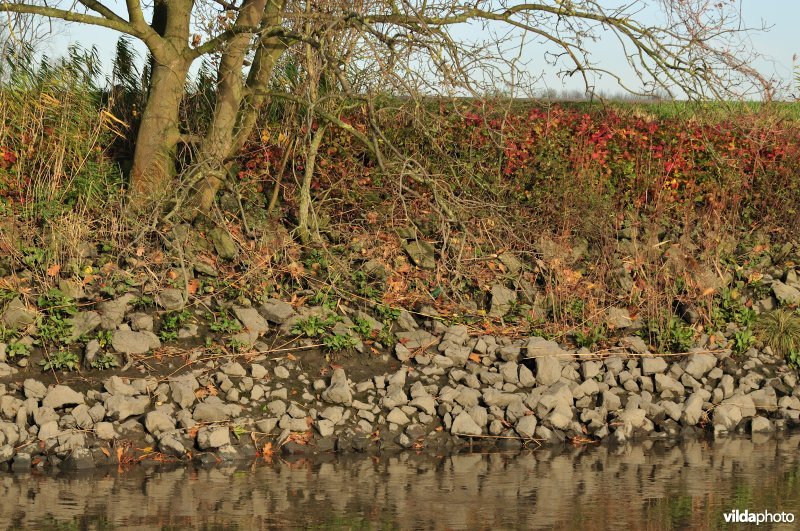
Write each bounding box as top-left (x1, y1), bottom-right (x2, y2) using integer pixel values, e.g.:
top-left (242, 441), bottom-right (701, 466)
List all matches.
top-left (2, 435), bottom-right (800, 530)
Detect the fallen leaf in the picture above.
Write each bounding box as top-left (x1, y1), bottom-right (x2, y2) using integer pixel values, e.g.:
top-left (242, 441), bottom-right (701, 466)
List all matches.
top-left (187, 279), bottom-right (200, 295)
top-left (468, 353), bottom-right (481, 363)
top-left (101, 447), bottom-right (110, 458)
top-left (46, 263), bottom-right (61, 277)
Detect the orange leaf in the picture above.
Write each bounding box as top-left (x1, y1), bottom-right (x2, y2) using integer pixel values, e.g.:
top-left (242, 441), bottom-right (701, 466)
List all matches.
top-left (187, 279), bottom-right (200, 295)
top-left (46, 263), bottom-right (61, 277)
top-left (101, 447), bottom-right (110, 458)
top-left (468, 353), bottom-right (481, 363)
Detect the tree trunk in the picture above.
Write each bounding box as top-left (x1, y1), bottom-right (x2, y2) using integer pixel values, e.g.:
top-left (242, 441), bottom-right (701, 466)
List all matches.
top-left (188, 0), bottom-right (287, 216)
top-left (128, 57), bottom-right (191, 206)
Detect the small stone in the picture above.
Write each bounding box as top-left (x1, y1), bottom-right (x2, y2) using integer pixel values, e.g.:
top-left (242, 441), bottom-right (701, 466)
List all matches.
top-left (71, 405), bottom-right (94, 429)
top-left (42, 385), bottom-right (84, 409)
top-left (197, 426), bottom-right (231, 449)
top-left (23, 379), bottom-right (47, 400)
top-left (683, 354), bottom-right (717, 380)
top-left (772, 281), bottom-right (800, 306)
top-left (94, 422), bottom-right (118, 440)
top-left (112, 330), bottom-right (161, 355)
top-left (251, 364), bottom-right (268, 379)
top-left (233, 307), bottom-right (269, 336)
top-left (489, 284), bottom-right (516, 317)
top-left (193, 403), bottom-right (229, 422)
top-left (221, 362), bottom-right (247, 377)
top-left (105, 395), bottom-right (149, 421)
top-left (208, 227), bottom-right (238, 260)
top-left (156, 288), bottom-right (185, 311)
top-left (144, 411), bottom-right (175, 435)
top-left (451, 411), bottom-right (482, 436)
top-left (321, 368), bottom-right (352, 405)
top-left (104, 375), bottom-right (137, 396)
top-left (641, 357), bottom-right (668, 375)
top-left (193, 262), bottom-right (218, 277)
top-left (256, 418), bottom-right (279, 434)
top-left (386, 408), bottom-right (410, 425)
top-left (274, 366), bottom-right (290, 379)
top-left (515, 415), bottom-right (537, 438)
top-left (316, 419), bottom-right (335, 437)
top-left (750, 416), bottom-right (773, 433)
top-left (0, 298), bottom-right (36, 330)
top-left (38, 420), bottom-right (59, 441)
top-left (404, 240), bottom-right (436, 270)
top-left (260, 299), bottom-right (296, 324)
top-left (61, 448), bottom-right (94, 470)
top-left (159, 435), bottom-right (187, 457)
top-left (605, 307), bottom-right (633, 329)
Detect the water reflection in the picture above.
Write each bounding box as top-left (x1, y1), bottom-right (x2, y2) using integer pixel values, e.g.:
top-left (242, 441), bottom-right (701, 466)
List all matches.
top-left (2, 435), bottom-right (800, 530)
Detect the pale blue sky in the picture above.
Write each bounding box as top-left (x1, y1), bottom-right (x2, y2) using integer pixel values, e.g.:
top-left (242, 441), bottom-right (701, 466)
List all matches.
top-left (43, 1), bottom-right (800, 98)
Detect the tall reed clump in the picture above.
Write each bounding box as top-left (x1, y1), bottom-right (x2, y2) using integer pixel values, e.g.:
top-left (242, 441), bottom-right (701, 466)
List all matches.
top-left (0, 43), bottom-right (125, 275)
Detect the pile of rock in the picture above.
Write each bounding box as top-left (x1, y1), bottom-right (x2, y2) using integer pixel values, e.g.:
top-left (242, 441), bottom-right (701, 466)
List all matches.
top-left (1, 300), bottom-right (799, 473)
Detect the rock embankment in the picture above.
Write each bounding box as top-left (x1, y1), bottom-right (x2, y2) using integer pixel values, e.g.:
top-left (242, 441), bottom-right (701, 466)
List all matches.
top-left (1, 300), bottom-right (798, 473)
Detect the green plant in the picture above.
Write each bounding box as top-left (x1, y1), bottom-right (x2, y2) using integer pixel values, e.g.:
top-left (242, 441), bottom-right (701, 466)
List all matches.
top-left (376, 326), bottom-right (396, 347)
top-left (95, 329), bottom-right (113, 348)
top-left (310, 289), bottom-right (338, 310)
top-left (231, 425), bottom-right (249, 439)
top-left (663, 317), bottom-right (695, 353)
top-left (573, 323), bottom-right (607, 349)
top-left (302, 249), bottom-right (329, 272)
top-left (351, 270), bottom-right (381, 299)
top-left (35, 288), bottom-right (78, 345)
top-left (90, 352), bottom-right (119, 370)
top-left (732, 329), bottom-right (755, 356)
top-left (753, 309), bottom-right (800, 359)
top-left (41, 350), bottom-right (80, 371)
top-left (642, 316), bottom-right (695, 353)
top-left (131, 295), bottom-right (155, 310)
top-left (323, 333), bottom-right (358, 351)
top-left (21, 246), bottom-right (46, 267)
top-left (788, 349), bottom-right (800, 369)
top-left (375, 304), bottom-right (400, 322)
top-left (159, 309), bottom-right (192, 341)
top-left (351, 316), bottom-right (373, 338)
top-left (226, 337), bottom-right (248, 352)
top-left (6, 340), bottom-right (31, 359)
top-left (209, 311), bottom-right (243, 334)
top-left (291, 315), bottom-right (341, 338)
top-left (0, 324), bottom-right (17, 343)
